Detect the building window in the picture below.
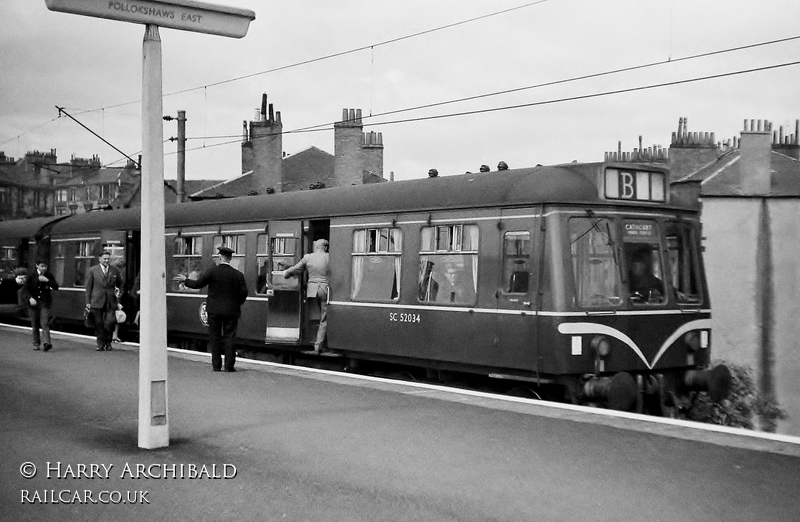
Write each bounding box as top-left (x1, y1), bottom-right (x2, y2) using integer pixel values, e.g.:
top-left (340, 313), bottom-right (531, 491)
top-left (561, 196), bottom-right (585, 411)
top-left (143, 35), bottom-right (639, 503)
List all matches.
top-left (418, 224), bottom-right (478, 305)
top-left (35, 191), bottom-right (48, 209)
top-left (68, 188), bottom-right (78, 202)
top-left (212, 234), bottom-right (245, 272)
top-left (74, 240), bottom-right (96, 287)
top-left (0, 187), bottom-right (8, 204)
top-left (56, 189), bottom-right (69, 203)
top-left (503, 231), bottom-right (531, 293)
top-left (352, 227), bottom-right (401, 301)
top-left (172, 236), bottom-right (203, 292)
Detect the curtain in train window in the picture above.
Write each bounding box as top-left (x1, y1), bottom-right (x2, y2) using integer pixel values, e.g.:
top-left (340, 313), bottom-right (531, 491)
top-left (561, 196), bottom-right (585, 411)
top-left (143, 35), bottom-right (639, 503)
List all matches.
top-left (665, 222), bottom-right (702, 304)
top-left (503, 231), bottom-right (531, 293)
top-left (73, 240), bottom-right (96, 287)
top-left (569, 217), bottom-right (622, 307)
top-left (352, 227), bottom-right (401, 301)
top-left (418, 224), bottom-right (478, 305)
top-left (213, 234), bottom-right (245, 272)
top-left (172, 236), bottom-right (203, 292)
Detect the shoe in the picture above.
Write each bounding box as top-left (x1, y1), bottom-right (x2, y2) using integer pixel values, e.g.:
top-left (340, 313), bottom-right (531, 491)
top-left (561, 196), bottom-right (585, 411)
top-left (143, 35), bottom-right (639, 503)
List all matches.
top-left (96, 346), bottom-right (104, 351)
top-left (112, 338), bottom-right (122, 343)
top-left (212, 368), bottom-right (222, 372)
top-left (33, 345), bottom-right (41, 351)
top-left (224, 368), bottom-right (236, 372)
top-left (43, 343), bottom-right (52, 352)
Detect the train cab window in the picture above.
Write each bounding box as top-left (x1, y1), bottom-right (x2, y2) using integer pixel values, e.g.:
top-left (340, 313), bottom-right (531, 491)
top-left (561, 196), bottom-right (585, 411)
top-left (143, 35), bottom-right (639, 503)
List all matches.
top-left (53, 242), bottom-right (66, 286)
top-left (621, 220), bottom-right (666, 305)
top-left (503, 231), bottom-right (531, 293)
top-left (213, 234), bottom-right (245, 272)
top-left (255, 234), bottom-right (299, 293)
top-left (665, 222), bottom-right (702, 304)
top-left (172, 236), bottom-right (203, 292)
top-left (351, 227), bottom-right (401, 301)
top-left (418, 224), bottom-right (478, 305)
top-left (569, 217), bottom-right (622, 307)
top-left (73, 240), bottom-right (96, 287)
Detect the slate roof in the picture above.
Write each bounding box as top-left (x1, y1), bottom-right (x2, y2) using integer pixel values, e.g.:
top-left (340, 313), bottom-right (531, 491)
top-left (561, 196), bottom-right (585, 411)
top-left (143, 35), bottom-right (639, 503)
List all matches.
top-left (674, 149), bottom-right (800, 197)
top-left (188, 146), bottom-right (335, 199)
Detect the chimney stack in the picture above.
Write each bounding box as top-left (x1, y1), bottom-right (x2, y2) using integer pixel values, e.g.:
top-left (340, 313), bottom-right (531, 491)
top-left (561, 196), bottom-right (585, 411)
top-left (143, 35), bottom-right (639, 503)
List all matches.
top-left (739, 119), bottom-right (773, 195)
top-left (242, 94), bottom-right (283, 193)
top-left (668, 116), bottom-right (720, 182)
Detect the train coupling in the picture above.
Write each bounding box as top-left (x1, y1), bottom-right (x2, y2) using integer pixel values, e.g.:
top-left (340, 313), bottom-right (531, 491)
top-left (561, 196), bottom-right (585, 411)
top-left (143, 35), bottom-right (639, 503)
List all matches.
top-left (682, 364), bottom-right (733, 402)
top-left (581, 372), bottom-right (637, 412)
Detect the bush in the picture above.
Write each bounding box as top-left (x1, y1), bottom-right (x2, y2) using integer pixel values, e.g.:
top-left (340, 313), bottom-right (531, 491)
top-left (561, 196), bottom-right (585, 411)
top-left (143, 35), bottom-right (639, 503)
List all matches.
top-left (685, 360), bottom-right (787, 431)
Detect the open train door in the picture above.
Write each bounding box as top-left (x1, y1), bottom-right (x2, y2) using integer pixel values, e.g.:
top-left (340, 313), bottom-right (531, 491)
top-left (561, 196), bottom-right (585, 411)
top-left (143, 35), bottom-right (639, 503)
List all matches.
top-left (264, 221), bottom-right (304, 343)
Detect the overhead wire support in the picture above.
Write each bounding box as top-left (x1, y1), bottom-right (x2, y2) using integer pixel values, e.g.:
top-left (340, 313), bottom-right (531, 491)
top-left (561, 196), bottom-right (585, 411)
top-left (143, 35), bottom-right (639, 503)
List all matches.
top-left (55, 106), bottom-right (141, 169)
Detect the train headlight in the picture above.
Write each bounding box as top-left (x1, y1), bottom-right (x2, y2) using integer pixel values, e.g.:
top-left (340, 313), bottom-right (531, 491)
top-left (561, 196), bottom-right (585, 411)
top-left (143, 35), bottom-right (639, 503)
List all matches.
top-left (590, 336), bottom-right (611, 359)
top-left (683, 332), bottom-right (700, 352)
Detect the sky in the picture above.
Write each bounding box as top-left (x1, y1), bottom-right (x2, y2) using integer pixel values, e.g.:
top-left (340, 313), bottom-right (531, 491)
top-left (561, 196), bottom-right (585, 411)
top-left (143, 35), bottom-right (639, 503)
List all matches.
top-left (2, 0), bottom-right (799, 183)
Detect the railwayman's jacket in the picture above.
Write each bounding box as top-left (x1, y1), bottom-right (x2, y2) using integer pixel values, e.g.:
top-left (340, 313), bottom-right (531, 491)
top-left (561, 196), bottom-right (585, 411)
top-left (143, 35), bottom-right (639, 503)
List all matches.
top-left (183, 262), bottom-right (248, 317)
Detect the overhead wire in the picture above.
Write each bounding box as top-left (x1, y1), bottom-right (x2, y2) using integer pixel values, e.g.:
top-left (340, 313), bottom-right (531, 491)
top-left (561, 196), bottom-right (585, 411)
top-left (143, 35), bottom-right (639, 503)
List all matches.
top-left (166, 58), bottom-right (800, 157)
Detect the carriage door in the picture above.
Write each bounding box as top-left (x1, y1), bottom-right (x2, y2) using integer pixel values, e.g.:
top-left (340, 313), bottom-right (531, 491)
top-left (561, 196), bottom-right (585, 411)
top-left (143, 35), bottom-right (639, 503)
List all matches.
top-left (265, 221), bottom-right (303, 343)
top-left (495, 210), bottom-right (540, 368)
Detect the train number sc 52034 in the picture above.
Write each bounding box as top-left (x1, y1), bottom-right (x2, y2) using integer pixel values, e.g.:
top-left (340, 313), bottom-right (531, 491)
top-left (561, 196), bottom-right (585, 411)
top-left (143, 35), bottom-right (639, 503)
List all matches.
top-left (389, 312), bottom-right (421, 323)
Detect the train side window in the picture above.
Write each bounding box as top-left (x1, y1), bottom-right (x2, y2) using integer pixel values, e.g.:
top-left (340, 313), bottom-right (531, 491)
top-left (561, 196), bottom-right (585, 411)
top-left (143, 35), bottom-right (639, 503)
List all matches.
top-left (172, 236), bottom-right (203, 292)
top-left (569, 217), bottom-right (622, 307)
top-left (213, 234), bottom-right (245, 272)
top-left (351, 227), bottom-right (401, 301)
top-left (0, 246), bottom-right (17, 276)
top-left (503, 231), bottom-right (531, 293)
top-left (53, 242), bottom-right (65, 286)
top-left (665, 222), bottom-right (702, 304)
top-left (73, 240), bottom-right (96, 287)
top-left (255, 234), bottom-right (299, 293)
top-left (418, 224), bottom-right (478, 305)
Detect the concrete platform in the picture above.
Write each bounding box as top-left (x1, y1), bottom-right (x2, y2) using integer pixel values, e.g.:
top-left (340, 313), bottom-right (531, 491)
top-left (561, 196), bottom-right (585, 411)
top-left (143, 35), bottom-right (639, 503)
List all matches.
top-left (1, 324), bottom-right (799, 522)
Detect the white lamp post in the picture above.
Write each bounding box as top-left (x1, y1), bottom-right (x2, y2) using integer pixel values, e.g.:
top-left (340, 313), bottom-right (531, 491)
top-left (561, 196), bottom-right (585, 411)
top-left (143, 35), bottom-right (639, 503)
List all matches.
top-left (44, 0), bottom-right (255, 449)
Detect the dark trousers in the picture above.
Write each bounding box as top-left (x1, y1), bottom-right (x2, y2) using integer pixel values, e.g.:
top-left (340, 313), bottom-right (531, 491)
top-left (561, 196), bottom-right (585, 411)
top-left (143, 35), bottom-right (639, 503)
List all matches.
top-left (207, 314), bottom-right (238, 371)
top-left (29, 305), bottom-right (52, 347)
top-left (91, 307), bottom-right (115, 349)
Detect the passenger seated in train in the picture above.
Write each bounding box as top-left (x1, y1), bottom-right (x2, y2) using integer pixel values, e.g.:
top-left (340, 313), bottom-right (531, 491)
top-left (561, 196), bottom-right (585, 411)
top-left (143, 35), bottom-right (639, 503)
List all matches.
top-left (627, 247), bottom-right (665, 303)
top-left (435, 264), bottom-right (475, 304)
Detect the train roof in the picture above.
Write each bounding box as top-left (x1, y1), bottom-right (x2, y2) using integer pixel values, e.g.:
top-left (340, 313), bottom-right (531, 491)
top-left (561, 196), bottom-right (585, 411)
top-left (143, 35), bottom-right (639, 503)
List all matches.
top-left (0, 215), bottom-right (66, 240)
top-left (13, 163), bottom-right (677, 236)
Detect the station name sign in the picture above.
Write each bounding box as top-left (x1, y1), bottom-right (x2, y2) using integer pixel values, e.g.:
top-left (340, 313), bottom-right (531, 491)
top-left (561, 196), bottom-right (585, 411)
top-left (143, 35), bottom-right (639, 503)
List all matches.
top-left (45, 0), bottom-right (255, 38)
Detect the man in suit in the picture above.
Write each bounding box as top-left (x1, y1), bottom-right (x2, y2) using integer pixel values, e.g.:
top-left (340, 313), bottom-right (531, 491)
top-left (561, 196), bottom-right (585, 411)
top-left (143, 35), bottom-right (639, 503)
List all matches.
top-left (175, 246), bottom-right (248, 372)
top-left (85, 250), bottom-right (122, 351)
top-left (22, 259), bottom-right (60, 352)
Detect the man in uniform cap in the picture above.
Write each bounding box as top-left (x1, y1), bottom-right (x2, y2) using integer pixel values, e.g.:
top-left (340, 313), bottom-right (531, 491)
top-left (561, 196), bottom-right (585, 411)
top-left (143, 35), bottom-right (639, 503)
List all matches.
top-left (284, 238), bottom-right (331, 354)
top-left (175, 245), bottom-right (248, 372)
